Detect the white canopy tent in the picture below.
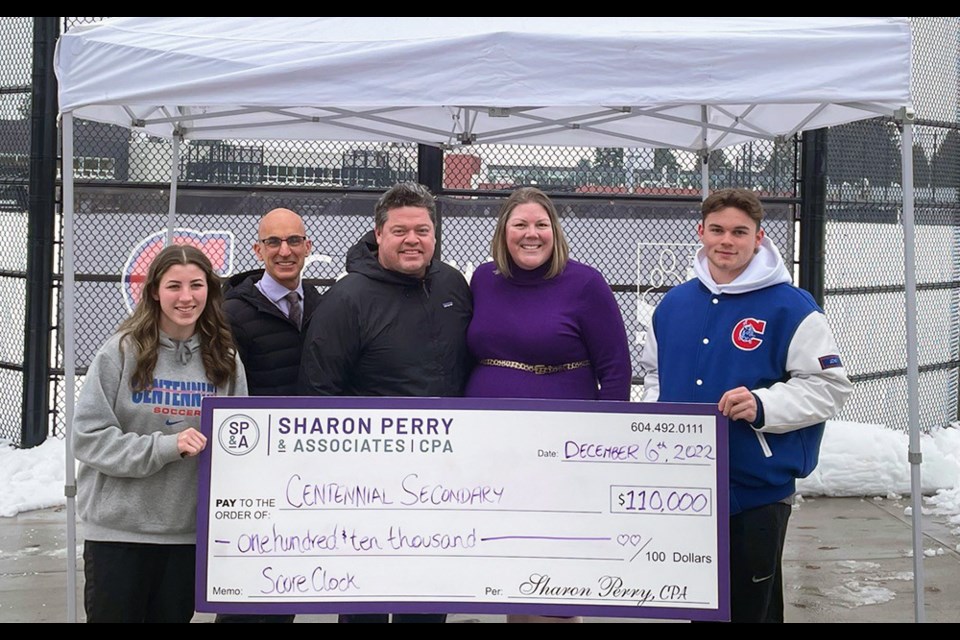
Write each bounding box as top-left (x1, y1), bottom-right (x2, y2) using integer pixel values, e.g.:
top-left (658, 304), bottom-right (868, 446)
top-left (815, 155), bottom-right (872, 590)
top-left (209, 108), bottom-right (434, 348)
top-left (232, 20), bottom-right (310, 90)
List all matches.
top-left (57, 17), bottom-right (911, 149)
top-left (55, 16), bottom-right (920, 622)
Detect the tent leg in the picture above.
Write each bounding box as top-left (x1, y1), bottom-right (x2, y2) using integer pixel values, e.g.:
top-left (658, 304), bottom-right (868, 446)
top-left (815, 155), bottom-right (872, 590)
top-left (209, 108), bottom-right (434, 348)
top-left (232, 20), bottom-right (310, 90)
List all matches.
top-left (900, 112), bottom-right (924, 623)
top-left (164, 136), bottom-right (181, 245)
top-left (700, 106), bottom-right (710, 199)
top-left (700, 155), bottom-right (709, 200)
top-left (62, 112), bottom-right (79, 623)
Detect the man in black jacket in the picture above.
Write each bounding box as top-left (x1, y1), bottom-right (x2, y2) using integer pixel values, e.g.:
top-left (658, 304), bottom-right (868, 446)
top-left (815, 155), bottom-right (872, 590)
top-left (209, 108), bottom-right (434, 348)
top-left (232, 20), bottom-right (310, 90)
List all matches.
top-left (223, 207), bottom-right (322, 397)
top-left (298, 182), bottom-right (473, 623)
top-left (216, 207), bottom-right (321, 624)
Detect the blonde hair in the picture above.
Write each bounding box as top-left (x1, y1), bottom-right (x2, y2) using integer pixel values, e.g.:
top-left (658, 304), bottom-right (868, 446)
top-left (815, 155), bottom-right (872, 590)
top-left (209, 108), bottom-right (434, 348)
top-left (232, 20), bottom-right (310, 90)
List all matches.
top-left (491, 187), bottom-right (569, 279)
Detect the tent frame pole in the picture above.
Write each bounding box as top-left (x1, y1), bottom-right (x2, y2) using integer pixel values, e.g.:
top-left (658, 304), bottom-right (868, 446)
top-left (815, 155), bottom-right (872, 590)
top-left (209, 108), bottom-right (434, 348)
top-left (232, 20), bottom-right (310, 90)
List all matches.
top-left (62, 112), bottom-right (78, 624)
top-left (700, 106), bottom-right (710, 199)
top-left (164, 135), bottom-right (181, 245)
top-left (898, 108), bottom-right (924, 624)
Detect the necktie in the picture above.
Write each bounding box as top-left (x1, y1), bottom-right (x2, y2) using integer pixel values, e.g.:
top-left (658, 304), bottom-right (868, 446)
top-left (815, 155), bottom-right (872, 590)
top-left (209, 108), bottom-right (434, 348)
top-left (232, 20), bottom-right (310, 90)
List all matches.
top-left (284, 291), bottom-right (302, 329)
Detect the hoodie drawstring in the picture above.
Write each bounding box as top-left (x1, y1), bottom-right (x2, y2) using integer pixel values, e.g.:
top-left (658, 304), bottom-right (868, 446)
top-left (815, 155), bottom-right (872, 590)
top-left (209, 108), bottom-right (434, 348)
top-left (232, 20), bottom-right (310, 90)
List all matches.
top-left (172, 339), bottom-right (193, 365)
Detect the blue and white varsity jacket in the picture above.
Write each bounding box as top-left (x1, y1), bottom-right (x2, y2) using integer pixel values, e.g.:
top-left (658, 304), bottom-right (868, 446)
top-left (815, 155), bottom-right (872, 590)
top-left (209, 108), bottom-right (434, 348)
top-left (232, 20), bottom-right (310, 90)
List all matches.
top-left (640, 237), bottom-right (852, 514)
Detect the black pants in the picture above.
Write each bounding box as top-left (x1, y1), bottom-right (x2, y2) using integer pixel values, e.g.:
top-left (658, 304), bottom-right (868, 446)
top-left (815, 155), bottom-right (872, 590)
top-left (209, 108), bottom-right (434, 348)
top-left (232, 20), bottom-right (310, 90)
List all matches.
top-left (729, 502), bottom-right (792, 623)
top-left (215, 614), bottom-right (295, 623)
top-left (83, 540), bottom-right (195, 623)
top-left (338, 613), bottom-right (446, 623)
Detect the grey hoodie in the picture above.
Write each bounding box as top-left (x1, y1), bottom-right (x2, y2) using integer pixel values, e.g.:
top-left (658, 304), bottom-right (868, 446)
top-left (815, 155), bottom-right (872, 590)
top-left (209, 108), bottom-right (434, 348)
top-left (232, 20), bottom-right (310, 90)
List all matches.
top-left (73, 332), bottom-right (247, 544)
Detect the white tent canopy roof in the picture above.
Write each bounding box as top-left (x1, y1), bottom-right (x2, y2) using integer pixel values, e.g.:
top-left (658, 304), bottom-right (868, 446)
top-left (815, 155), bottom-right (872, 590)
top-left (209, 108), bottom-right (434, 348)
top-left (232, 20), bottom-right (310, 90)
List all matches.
top-left (55, 16), bottom-right (913, 151)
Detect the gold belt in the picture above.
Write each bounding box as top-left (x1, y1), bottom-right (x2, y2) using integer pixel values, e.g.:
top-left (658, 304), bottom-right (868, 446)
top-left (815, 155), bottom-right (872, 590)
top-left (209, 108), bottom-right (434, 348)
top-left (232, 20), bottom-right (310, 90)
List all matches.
top-left (479, 358), bottom-right (591, 375)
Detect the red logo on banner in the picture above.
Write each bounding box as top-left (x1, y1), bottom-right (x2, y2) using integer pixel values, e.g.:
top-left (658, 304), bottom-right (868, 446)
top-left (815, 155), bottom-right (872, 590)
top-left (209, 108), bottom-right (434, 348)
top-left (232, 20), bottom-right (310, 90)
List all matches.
top-left (122, 229), bottom-right (234, 312)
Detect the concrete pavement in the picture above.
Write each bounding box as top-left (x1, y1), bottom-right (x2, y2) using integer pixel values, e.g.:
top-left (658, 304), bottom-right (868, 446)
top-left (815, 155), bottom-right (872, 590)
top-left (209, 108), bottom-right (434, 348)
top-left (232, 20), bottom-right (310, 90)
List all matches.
top-left (1, 496), bottom-right (957, 622)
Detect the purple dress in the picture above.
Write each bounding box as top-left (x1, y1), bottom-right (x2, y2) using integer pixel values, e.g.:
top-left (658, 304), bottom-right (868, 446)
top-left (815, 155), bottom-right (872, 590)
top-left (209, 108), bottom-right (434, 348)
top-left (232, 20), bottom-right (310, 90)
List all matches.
top-left (465, 259), bottom-right (631, 400)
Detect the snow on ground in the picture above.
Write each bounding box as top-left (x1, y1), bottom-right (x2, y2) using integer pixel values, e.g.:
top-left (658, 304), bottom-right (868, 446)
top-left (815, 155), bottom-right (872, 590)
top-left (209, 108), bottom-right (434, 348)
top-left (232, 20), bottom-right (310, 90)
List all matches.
top-left (0, 437), bottom-right (66, 517)
top-left (797, 419), bottom-right (960, 496)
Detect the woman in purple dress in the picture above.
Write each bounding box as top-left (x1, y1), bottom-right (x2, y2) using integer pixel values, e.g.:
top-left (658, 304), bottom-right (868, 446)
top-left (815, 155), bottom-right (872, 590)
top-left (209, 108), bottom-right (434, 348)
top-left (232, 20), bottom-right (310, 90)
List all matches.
top-left (466, 186), bottom-right (631, 402)
top-left (465, 186), bottom-right (632, 623)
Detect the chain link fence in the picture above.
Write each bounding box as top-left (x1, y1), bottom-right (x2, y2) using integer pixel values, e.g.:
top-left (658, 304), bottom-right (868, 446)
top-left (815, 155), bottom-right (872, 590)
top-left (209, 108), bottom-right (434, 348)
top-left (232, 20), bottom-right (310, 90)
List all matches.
top-left (823, 17), bottom-right (960, 433)
top-left (32, 17), bottom-right (960, 438)
top-left (0, 17), bottom-right (32, 442)
top-left (53, 138), bottom-right (796, 437)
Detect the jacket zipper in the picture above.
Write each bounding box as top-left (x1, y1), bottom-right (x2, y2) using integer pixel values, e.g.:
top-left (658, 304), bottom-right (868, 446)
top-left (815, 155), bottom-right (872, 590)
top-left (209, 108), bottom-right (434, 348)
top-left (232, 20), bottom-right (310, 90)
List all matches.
top-left (755, 430), bottom-right (773, 458)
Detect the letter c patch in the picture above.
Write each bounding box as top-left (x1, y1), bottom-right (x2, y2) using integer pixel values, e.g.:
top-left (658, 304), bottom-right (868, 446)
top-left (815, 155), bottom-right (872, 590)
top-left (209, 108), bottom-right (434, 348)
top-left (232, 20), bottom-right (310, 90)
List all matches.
top-left (732, 318), bottom-right (766, 351)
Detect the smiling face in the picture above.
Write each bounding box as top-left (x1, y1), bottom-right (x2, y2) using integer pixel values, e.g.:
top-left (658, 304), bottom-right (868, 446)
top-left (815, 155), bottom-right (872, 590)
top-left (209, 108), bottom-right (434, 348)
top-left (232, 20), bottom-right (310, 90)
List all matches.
top-left (374, 206), bottom-right (436, 278)
top-left (697, 206), bottom-right (764, 284)
top-left (154, 263), bottom-right (208, 340)
top-left (253, 208), bottom-right (311, 289)
top-left (505, 202), bottom-right (555, 271)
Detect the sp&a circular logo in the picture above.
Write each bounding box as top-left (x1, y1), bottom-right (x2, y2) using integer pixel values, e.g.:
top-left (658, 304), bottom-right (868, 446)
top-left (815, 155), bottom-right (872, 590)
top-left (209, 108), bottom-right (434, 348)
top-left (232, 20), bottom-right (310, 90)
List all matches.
top-left (217, 414), bottom-right (260, 456)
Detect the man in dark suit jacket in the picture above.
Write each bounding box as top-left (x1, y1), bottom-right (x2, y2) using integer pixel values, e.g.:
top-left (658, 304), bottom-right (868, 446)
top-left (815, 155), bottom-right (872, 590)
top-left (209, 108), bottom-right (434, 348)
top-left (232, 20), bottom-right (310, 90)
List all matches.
top-left (216, 207), bottom-right (321, 623)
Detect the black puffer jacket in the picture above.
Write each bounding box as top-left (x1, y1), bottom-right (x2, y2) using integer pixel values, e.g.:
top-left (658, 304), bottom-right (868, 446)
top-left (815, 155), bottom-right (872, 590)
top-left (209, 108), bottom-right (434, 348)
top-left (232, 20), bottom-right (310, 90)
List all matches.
top-left (223, 269), bottom-right (322, 396)
top-left (298, 232), bottom-right (472, 397)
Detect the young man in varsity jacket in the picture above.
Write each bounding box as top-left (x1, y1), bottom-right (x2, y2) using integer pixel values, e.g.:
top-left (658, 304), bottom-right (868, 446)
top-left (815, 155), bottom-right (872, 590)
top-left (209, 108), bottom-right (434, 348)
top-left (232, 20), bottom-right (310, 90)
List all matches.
top-left (640, 187), bottom-right (852, 623)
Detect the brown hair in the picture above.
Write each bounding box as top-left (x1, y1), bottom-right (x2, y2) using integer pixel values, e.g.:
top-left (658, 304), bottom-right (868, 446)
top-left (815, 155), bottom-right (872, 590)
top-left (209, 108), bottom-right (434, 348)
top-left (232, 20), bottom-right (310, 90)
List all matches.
top-left (118, 244), bottom-right (237, 392)
top-left (701, 188), bottom-right (764, 229)
top-left (491, 187), bottom-right (570, 279)
top-left (374, 182), bottom-right (437, 229)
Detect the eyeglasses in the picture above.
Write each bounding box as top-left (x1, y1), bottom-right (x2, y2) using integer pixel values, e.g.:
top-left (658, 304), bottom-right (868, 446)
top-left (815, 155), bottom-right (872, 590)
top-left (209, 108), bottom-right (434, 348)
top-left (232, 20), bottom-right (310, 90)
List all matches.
top-left (259, 235), bottom-right (307, 248)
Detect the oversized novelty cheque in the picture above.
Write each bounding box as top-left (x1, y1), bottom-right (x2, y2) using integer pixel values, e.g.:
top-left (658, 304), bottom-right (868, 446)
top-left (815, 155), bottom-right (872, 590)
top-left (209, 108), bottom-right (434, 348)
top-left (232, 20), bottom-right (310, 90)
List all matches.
top-left (197, 396), bottom-right (729, 621)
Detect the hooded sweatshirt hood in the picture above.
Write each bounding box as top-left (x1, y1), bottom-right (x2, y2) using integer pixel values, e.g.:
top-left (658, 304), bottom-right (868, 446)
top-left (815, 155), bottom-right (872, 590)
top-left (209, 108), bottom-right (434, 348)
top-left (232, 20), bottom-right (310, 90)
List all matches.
top-left (158, 331), bottom-right (201, 365)
top-left (693, 235), bottom-right (792, 295)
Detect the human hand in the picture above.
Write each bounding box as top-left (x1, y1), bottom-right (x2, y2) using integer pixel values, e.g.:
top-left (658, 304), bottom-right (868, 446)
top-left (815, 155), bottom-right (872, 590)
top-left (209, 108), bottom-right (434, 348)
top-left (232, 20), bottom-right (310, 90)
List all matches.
top-left (177, 427), bottom-right (208, 458)
top-left (718, 386), bottom-right (758, 424)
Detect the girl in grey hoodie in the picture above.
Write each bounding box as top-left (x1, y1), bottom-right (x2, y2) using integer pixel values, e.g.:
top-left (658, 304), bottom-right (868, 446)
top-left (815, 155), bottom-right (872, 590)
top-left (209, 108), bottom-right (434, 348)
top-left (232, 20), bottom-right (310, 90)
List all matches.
top-left (73, 245), bottom-right (247, 622)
